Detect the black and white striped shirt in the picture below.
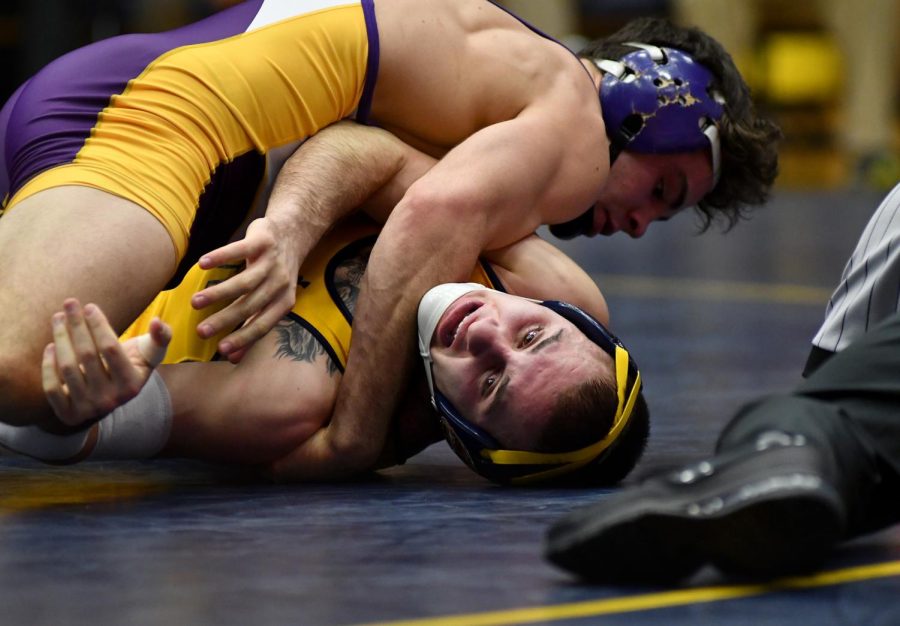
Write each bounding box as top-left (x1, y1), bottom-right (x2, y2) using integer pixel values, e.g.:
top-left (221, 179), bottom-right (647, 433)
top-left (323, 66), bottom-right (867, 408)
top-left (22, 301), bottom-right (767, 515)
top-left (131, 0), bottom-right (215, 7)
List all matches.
top-left (812, 183), bottom-right (900, 355)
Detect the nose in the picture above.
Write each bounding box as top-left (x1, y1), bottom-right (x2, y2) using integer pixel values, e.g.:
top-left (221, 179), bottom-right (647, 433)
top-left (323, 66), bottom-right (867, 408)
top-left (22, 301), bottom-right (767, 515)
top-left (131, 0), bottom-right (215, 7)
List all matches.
top-left (465, 316), bottom-right (506, 357)
top-left (625, 209), bottom-right (653, 238)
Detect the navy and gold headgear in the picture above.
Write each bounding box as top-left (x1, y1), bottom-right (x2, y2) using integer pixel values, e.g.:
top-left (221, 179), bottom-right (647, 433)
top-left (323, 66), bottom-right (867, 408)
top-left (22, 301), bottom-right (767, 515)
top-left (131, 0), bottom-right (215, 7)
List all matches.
top-left (417, 287), bottom-right (642, 485)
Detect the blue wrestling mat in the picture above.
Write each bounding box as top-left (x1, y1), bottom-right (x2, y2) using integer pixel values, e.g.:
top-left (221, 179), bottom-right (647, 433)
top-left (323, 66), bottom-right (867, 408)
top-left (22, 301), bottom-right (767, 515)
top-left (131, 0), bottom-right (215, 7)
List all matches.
top-left (2, 189), bottom-right (899, 626)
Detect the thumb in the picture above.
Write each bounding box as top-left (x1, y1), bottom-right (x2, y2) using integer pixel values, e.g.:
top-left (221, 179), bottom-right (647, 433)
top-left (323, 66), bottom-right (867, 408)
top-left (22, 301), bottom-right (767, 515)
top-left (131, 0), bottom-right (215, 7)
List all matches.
top-left (137, 318), bottom-right (172, 367)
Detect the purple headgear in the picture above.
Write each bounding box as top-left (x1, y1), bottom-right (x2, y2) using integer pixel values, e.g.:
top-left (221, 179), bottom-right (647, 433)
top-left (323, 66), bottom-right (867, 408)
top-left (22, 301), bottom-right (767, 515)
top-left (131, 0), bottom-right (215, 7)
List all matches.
top-left (597, 43), bottom-right (725, 185)
top-left (548, 44), bottom-right (726, 241)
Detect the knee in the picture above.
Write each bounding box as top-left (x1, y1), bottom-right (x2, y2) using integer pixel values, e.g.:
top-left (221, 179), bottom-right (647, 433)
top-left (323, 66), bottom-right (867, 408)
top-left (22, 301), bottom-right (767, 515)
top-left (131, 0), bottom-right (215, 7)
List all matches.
top-left (717, 395), bottom-right (845, 453)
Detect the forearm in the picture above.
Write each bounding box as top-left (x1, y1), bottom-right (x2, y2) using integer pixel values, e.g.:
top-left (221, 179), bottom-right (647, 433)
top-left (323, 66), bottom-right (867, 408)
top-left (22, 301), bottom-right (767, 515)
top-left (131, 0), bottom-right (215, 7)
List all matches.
top-left (373, 371), bottom-right (443, 469)
top-left (195, 122), bottom-right (433, 354)
top-left (325, 199), bottom-right (486, 468)
top-left (265, 122), bottom-right (414, 245)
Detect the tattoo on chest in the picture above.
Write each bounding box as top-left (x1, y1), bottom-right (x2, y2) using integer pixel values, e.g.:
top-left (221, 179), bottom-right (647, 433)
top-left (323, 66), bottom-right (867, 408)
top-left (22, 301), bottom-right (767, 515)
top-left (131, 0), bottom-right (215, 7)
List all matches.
top-left (270, 244), bottom-right (373, 378)
top-left (273, 320), bottom-right (339, 377)
top-left (332, 246), bottom-right (371, 315)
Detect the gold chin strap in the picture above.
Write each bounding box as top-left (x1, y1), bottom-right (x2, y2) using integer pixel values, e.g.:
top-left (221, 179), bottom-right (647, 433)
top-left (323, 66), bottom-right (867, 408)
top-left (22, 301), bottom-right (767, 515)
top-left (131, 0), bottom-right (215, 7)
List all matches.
top-left (481, 345), bottom-right (641, 482)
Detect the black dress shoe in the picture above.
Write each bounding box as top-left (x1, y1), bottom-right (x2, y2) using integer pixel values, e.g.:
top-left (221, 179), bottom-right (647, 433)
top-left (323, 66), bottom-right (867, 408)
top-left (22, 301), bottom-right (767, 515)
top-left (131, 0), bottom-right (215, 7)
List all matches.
top-left (544, 432), bottom-right (847, 584)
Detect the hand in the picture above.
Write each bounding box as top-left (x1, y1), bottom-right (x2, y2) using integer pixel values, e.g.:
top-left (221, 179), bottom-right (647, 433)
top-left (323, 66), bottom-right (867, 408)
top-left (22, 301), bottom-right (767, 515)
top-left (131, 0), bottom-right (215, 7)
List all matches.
top-left (42, 298), bottom-right (172, 426)
top-left (191, 217), bottom-right (304, 362)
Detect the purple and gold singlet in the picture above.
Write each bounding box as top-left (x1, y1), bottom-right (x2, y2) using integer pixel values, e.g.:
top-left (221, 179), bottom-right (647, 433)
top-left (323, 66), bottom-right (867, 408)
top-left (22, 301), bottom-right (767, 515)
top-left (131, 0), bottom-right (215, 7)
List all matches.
top-left (0, 0), bottom-right (379, 285)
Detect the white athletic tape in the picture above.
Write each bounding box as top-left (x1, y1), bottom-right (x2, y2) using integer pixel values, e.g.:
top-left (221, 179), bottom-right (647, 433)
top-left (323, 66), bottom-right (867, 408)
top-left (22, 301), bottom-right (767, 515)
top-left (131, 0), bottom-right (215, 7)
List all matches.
top-left (90, 370), bottom-right (173, 460)
top-left (0, 422), bottom-right (90, 462)
top-left (0, 371), bottom-right (173, 463)
top-left (136, 333), bottom-right (167, 368)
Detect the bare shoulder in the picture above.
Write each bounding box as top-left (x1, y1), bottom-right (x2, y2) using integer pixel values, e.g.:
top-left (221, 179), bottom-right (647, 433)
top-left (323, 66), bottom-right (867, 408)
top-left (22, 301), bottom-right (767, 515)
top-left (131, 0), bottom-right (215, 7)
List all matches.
top-left (372, 0), bottom-right (603, 148)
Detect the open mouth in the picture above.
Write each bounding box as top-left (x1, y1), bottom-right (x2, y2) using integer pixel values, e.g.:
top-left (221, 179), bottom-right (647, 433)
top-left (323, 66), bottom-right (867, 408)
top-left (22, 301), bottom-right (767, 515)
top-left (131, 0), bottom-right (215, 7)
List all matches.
top-left (437, 299), bottom-right (483, 348)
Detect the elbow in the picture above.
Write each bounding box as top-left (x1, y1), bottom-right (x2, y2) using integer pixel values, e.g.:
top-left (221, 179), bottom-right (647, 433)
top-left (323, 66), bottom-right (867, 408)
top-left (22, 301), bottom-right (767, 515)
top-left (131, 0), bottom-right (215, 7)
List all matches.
top-left (328, 428), bottom-right (384, 470)
top-left (398, 180), bottom-right (491, 233)
top-left (389, 183), bottom-right (494, 258)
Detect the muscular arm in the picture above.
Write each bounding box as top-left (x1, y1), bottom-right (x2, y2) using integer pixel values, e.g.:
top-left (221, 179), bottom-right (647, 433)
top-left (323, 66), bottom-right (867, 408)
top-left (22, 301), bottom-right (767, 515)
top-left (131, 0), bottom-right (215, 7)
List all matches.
top-left (290, 105), bottom-right (608, 477)
top-left (194, 121), bottom-right (436, 357)
top-left (369, 234), bottom-right (610, 467)
top-left (158, 322), bottom-right (337, 465)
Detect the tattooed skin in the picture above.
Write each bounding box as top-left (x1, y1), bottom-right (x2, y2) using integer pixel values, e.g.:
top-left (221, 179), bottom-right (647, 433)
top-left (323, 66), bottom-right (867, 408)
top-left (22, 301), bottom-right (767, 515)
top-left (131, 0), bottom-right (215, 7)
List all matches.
top-left (272, 245), bottom-right (372, 377)
top-left (333, 245), bottom-right (372, 315)
top-left (273, 320), bottom-right (340, 376)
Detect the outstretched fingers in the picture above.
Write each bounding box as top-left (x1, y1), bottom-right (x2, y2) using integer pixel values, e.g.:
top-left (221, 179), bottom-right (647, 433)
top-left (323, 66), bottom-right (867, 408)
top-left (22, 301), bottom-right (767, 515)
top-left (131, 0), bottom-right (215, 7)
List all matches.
top-left (191, 234), bottom-right (271, 312)
top-left (191, 267), bottom-right (266, 338)
top-left (190, 217), bottom-right (302, 356)
top-left (48, 302), bottom-right (93, 423)
top-left (41, 299), bottom-right (159, 425)
top-left (192, 268), bottom-right (296, 355)
top-left (42, 343), bottom-right (70, 420)
top-left (83, 303), bottom-right (142, 397)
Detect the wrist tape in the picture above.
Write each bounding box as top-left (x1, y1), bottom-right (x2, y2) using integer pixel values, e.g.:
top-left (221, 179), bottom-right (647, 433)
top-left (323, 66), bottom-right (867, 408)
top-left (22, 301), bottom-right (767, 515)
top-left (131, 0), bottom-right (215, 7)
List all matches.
top-left (0, 370), bottom-right (173, 463)
top-left (91, 369), bottom-right (173, 459)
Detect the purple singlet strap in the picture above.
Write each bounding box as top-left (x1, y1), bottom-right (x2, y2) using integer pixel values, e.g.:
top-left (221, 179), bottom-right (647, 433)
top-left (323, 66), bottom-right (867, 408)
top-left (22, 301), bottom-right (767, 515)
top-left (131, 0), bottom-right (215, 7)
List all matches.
top-left (355, 0), bottom-right (380, 124)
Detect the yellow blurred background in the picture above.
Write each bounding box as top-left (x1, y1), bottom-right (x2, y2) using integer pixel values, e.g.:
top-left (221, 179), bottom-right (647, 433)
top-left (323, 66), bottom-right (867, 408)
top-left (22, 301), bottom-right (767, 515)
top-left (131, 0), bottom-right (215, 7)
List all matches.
top-left (1, 0), bottom-right (897, 190)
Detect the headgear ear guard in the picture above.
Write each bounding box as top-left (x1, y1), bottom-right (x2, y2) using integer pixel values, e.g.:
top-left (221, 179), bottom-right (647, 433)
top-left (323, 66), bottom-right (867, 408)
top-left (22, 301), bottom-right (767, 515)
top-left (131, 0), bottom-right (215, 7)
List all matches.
top-left (598, 43), bottom-right (724, 176)
top-left (419, 293), bottom-right (642, 485)
top-left (550, 42), bottom-right (726, 240)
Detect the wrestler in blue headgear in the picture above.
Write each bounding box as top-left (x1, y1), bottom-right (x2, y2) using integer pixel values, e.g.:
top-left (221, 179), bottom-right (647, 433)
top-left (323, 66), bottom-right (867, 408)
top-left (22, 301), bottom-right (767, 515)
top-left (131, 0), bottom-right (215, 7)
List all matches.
top-left (551, 42), bottom-right (725, 240)
top-left (417, 283), bottom-right (643, 485)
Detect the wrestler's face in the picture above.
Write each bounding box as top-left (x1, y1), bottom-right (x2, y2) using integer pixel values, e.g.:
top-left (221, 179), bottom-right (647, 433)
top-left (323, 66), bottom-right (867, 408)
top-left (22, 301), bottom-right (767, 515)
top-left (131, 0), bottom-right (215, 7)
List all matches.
top-left (429, 290), bottom-right (613, 450)
top-left (588, 148), bottom-right (714, 238)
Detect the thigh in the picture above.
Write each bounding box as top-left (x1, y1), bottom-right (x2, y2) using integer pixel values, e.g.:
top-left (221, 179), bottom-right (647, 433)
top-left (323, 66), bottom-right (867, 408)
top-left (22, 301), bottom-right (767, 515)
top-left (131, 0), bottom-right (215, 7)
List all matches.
top-left (799, 313), bottom-right (900, 401)
top-left (799, 314), bottom-right (900, 474)
top-left (0, 81), bottom-right (27, 199)
top-left (0, 185), bottom-right (177, 378)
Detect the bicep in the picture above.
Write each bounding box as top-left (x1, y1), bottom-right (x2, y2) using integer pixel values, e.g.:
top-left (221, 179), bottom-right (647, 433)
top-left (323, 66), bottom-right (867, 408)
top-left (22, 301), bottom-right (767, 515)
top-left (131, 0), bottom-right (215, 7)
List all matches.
top-left (397, 105), bottom-right (605, 249)
top-left (160, 323), bottom-right (338, 464)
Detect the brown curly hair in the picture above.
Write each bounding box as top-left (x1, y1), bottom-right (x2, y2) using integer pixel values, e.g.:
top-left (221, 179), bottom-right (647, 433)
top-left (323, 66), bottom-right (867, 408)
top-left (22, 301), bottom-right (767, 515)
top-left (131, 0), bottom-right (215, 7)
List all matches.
top-left (529, 376), bottom-right (650, 486)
